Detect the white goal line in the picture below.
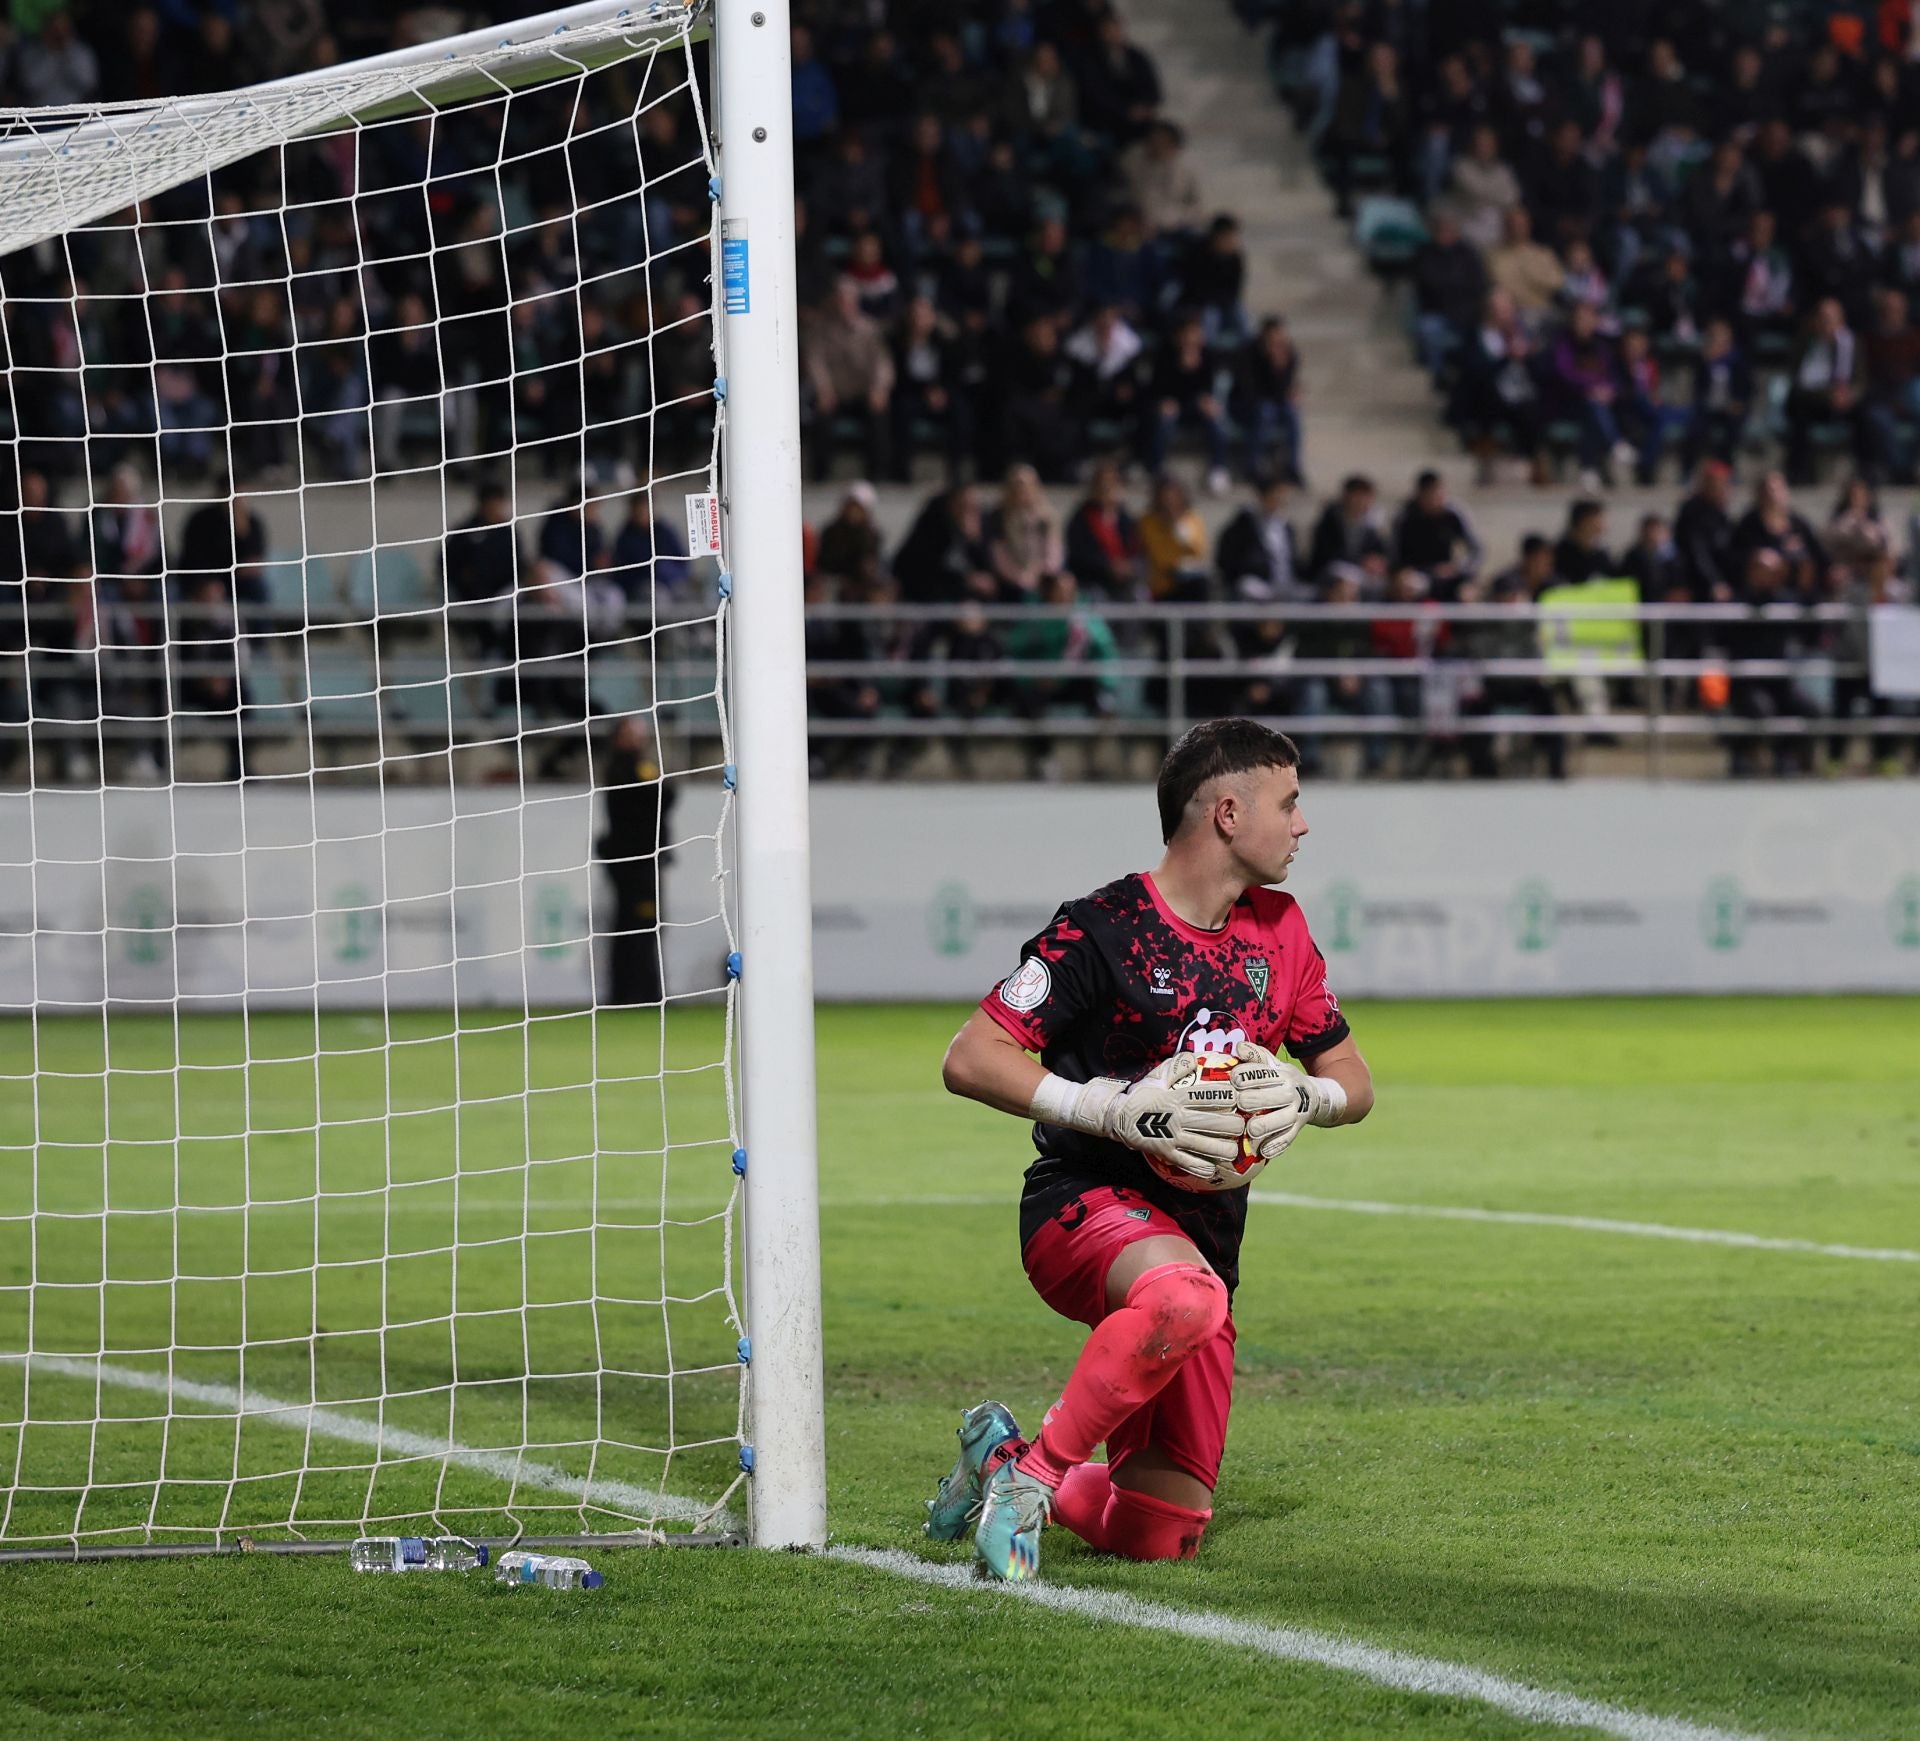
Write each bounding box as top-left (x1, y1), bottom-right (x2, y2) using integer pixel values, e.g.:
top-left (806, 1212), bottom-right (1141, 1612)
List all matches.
top-left (10, 1354), bottom-right (735, 1531)
top-left (829, 1546), bottom-right (1769, 1741)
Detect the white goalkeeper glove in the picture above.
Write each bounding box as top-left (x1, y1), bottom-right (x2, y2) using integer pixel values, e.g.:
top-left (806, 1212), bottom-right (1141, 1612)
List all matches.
top-left (1030, 1054), bottom-right (1244, 1191)
top-left (1229, 1041), bottom-right (1347, 1164)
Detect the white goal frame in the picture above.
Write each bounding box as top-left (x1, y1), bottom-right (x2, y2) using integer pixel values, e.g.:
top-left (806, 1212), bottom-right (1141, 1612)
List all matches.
top-left (0, 0), bottom-right (825, 1556)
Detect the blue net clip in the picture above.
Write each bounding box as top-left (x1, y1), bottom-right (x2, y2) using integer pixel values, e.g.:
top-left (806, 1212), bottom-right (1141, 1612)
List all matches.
top-left (708, 174), bottom-right (722, 203)
top-left (731, 1147), bottom-right (747, 1176)
top-left (739, 1444), bottom-right (756, 1474)
top-left (716, 570), bottom-right (732, 599)
top-left (726, 951), bottom-right (743, 980)
top-left (722, 764), bottom-right (737, 791)
top-left (736, 1337), bottom-right (752, 1365)
top-left (713, 376), bottom-right (727, 403)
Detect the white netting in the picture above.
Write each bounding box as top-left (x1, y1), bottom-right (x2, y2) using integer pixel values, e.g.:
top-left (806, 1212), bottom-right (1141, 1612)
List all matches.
top-left (0, 3), bottom-right (750, 1549)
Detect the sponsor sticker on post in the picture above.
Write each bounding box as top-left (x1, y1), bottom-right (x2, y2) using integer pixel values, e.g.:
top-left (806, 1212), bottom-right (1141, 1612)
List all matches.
top-left (685, 492), bottom-right (723, 558)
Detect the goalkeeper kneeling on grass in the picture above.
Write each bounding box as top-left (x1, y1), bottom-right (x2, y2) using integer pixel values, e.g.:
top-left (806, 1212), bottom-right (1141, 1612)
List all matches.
top-left (933, 717), bottom-right (1373, 1580)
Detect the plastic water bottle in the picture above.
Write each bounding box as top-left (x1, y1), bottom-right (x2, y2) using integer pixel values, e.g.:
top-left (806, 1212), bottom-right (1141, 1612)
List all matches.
top-left (493, 1550), bottom-right (603, 1589)
top-left (349, 1535), bottom-right (490, 1573)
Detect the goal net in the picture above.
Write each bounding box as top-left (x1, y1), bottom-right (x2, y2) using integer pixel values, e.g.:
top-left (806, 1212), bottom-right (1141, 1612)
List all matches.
top-left (0, 2), bottom-right (765, 1553)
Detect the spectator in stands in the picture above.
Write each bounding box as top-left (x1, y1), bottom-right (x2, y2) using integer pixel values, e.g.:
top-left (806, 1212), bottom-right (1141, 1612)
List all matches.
top-left (789, 25), bottom-right (840, 150)
top-left (1487, 206), bottom-right (1565, 323)
top-left (1724, 208), bottom-right (1795, 344)
top-left (13, 9), bottom-right (100, 107)
top-left (1369, 566), bottom-right (1442, 773)
top-left (1617, 329), bottom-right (1690, 486)
top-left (1676, 460), bottom-right (1738, 602)
top-left (1139, 475), bottom-right (1210, 601)
top-left (998, 313), bottom-right (1082, 483)
top-left (1448, 124), bottom-right (1521, 252)
top-left (1231, 316), bottom-right (1304, 486)
top-left (1823, 478), bottom-right (1892, 583)
top-left (1083, 206), bottom-right (1163, 327)
top-left (1732, 471), bottom-right (1827, 597)
top-left (986, 465), bottom-right (1064, 603)
top-left (1145, 313), bottom-right (1231, 492)
top-left (1529, 119), bottom-right (1603, 249)
top-left (1553, 499), bottom-right (1615, 584)
top-left (1391, 470), bottom-right (1481, 599)
top-left (1324, 39), bottom-right (1409, 216)
top-left (1456, 290), bottom-right (1550, 485)
top-left (1063, 302), bottom-right (1148, 434)
top-left (1308, 474), bottom-right (1389, 587)
top-left (1123, 120), bottom-right (1203, 242)
top-left (537, 476), bottom-right (605, 581)
top-left (1065, 461), bottom-right (1146, 603)
top-left (1411, 209), bottom-right (1489, 376)
top-left (175, 492), bottom-right (267, 618)
top-left (1860, 287), bottom-right (1920, 483)
top-left (1006, 571), bottom-right (1121, 759)
top-left (1182, 215), bottom-right (1250, 346)
top-left (815, 484), bottom-right (883, 592)
top-left (891, 294), bottom-right (967, 482)
top-left (1688, 319), bottom-right (1752, 470)
top-left (1550, 303), bottom-right (1632, 488)
top-left (804, 278), bottom-right (894, 484)
top-left (1215, 471), bottom-right (1304, 601)
top-left (1785, 298), bottom-right (1863, 484)
top-left (1469, 535), bottom-right (1566, 779)
top-left (610, 490), bottom-right (691, 605)
top-left (893, 485), bottom-right (995, 607)
top-left (1620, 513), bottom-right (1685, 599)
top-left (172, 573), bottom-right (245, 784)
top-left (596, 716), bottom-right (675, 1005)
top-left (1078, 9), bottom-right (1162, 144)
top-left (1721, 547), bottom-right (1812, 777)
top-left (446, 481), bottom-right (521, 607)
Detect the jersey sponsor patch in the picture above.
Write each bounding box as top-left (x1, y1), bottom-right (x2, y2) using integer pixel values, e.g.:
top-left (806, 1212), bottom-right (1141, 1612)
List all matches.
top-left (1178, 1007), bottom-right (1246, 1057)
top-left (998, 955), bottom-right (1052, 1012)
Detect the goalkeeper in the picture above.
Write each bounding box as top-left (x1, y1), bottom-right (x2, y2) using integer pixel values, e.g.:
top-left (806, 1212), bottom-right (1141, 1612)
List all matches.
top-left (932, 718), bottom-right (1372, 1580)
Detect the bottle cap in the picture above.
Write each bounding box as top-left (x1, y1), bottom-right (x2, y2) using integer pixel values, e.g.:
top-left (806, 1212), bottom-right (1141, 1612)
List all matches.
top-left (581, 1569), bottom-right (605, 1589)
top-left (473, 1543), bottom-right (490, 1567)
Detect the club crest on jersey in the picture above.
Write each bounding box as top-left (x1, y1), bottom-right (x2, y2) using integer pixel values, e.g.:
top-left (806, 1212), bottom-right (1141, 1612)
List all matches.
top-left (1242, 955), bottom-right (1270, 1005)
top-left (1149, 965), bottom-right (1175, 996)
top-left (1177, 1006), bottom-right (1246, 1056)
top-left (998, 956), bottom-right (1051, 1012)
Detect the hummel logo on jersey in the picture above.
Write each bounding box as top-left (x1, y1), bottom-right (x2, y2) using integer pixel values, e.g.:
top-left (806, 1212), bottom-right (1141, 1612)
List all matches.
top-left (1150, 966), bottom-right (1175, 996)
top-left (1135, 1112), bottom-right (1175, 1139)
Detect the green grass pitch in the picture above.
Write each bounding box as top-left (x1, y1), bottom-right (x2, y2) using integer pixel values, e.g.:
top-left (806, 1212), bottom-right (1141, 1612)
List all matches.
top-left (2, 997), bottom-right (1918, 1738)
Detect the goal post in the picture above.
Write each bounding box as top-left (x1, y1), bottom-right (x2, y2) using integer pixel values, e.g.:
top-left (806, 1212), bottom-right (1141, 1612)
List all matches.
top-left (0, 1), bottom-right (825, 1558)
top-left (713, 0), bottom-right (829, 1552)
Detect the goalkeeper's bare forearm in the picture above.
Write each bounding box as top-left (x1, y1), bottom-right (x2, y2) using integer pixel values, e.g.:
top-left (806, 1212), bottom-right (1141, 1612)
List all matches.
top-left (942, 1008), bottom-right (1053, 1118)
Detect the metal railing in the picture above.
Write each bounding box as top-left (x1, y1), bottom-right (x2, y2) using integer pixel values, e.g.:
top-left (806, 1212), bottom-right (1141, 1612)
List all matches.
top-left (2, 596), bottom-right (1914, 773)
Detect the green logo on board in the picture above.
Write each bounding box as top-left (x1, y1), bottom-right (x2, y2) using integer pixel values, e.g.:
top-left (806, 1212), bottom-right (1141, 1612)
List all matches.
top-left (1892, 877), bottom-right (1920, 949)
top-left (334, 884), bottom-right (376, 963)
top-left (927, 881), bottom-right (976, 957)
top-left (1508, 878), bottom-right (1555, 953)
top-left (1324, 881), bottom-right (1361, 953)
top-left (530, 884), bottom-right (578, 959)
top-left (1701, 877), bottom-right (1746, 951)
top-left (123, 884), bottom-right (167, 965)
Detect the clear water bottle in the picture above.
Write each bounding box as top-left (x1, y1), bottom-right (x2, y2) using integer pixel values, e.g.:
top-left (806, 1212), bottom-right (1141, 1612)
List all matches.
top-left (349, 1535), bottom-right (490, 1573)
top-left (493, 1550), bottom-right (603, 1590)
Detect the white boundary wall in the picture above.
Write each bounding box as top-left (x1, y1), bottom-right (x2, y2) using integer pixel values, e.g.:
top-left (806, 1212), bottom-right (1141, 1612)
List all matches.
top-left (4, 782), bottom-right (1918, 1009)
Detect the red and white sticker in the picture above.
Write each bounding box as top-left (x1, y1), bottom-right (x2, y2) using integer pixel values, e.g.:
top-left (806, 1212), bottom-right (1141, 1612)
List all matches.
top-left (685, 492), bottom-right (723, 558)
top-left (998, 956), bottom-right (1051, 1012)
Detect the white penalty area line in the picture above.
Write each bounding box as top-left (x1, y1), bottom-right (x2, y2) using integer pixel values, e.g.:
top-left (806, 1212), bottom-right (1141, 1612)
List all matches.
top-left (829, 1546), bottom-right (1766, 1741)
top-left (12, 1353), bottom-right (733, 1530)
top-left (1248, 1192), bottom-right (1920, 1266)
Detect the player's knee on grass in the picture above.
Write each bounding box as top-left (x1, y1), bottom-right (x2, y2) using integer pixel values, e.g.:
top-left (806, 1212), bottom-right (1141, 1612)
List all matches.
top-left (1125, 1262), bottom-right (1229, 1365)
top-left (1106, 1484), bottom-right (1212, 1561)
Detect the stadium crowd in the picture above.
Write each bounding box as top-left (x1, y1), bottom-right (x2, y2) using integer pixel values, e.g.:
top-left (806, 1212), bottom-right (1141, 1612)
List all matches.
top-left (1263, 0), bottom-right (1920, 489)
top-left (0, 2), bottom-right (1915, 784)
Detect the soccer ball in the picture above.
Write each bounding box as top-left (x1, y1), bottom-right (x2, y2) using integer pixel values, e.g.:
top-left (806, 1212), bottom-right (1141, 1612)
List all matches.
top-left (1192, 1055), bottom-right (1267, 1190)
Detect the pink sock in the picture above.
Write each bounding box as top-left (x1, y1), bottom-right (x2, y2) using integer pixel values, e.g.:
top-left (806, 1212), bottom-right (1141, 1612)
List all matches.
top-left (1049, 1463), bottom-right (1116, 1548)
top-left (1015, 1261), bottom-right (1228, 1490)
top-left (1050, 1465), bottom-right (1213, 1560)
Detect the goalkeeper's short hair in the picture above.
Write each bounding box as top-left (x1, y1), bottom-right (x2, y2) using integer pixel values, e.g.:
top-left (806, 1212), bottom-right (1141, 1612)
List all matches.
top-left (1157, 718), bottom-right (1301, 843)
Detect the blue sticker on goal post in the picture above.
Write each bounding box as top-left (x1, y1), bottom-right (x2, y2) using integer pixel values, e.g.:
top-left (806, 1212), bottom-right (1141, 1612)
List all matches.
top-left (722, 224), bottom-right (750, 314)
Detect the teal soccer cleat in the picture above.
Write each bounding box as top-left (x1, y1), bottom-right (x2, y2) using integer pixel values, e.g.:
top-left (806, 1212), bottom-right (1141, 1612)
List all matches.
top-left (972, 1454), bottom-right (1054, 1581)
top-left (922, 1401), bottom-right (1022, 1541)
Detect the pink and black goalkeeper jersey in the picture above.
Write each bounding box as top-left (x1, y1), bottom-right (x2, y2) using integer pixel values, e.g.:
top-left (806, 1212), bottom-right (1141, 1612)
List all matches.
top-left (980, 870), bottom-right (1349, 1292)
